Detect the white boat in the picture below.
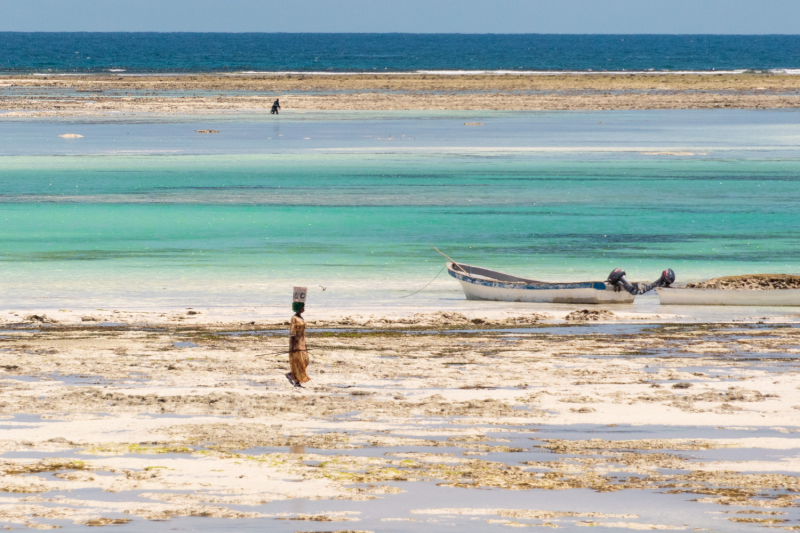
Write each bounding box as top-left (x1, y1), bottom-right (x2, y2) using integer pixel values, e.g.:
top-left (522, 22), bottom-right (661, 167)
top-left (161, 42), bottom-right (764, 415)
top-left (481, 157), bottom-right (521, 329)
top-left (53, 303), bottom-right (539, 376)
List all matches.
top-left (657, 287), bottom-right (800, 306)
top-left (447, 262), bottom-right (634, 304)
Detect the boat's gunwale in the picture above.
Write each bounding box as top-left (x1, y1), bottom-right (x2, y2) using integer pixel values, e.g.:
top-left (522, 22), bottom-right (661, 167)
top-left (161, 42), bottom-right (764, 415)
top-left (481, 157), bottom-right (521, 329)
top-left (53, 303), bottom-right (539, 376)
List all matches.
top-left (447, 262), bottom-right (608, 291)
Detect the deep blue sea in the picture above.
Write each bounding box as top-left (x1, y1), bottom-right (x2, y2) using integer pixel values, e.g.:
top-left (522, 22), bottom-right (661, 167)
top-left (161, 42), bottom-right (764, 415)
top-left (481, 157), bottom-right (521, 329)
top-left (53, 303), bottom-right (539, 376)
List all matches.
top-left (1, 33), bottom-right (800, 73)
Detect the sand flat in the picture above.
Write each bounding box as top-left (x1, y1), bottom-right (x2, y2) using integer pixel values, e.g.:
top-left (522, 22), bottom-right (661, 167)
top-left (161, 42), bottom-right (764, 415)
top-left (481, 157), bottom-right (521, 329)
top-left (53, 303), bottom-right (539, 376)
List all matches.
top-left (2, 73), bottom-right (799, 116)
top-left (0, 313), bottom-right (798, 529)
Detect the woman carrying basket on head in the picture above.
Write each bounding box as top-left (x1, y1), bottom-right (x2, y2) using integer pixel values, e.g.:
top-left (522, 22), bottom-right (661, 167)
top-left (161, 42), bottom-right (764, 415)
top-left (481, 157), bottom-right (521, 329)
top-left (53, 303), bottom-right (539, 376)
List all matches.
top-left (286, 288), bottom-right (310, 387)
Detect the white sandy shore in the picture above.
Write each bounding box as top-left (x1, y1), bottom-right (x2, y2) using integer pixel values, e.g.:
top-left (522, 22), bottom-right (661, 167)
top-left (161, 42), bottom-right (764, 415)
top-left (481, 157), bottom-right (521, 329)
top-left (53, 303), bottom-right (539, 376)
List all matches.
top-left (4, 299), bottom-right (799, 330)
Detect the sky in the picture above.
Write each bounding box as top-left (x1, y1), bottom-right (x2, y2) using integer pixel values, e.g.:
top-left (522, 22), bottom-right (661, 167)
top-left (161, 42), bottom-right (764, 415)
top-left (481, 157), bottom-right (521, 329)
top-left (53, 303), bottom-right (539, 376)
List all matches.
top-left (1, 0), bottom-right (799, 34)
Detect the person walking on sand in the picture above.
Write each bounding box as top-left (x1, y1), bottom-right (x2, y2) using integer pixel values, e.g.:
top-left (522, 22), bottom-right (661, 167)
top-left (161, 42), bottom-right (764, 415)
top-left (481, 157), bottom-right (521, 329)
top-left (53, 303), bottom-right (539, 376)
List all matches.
top-left (271, 98), bottom-right (281, 114)
top-left (286, 300), bottom-right (310, 387)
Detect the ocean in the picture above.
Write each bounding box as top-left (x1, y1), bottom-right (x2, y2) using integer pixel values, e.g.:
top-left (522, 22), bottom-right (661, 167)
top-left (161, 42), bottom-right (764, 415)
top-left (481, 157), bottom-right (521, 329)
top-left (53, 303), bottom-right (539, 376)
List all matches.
top-left (1, 33), bottom-right (800, 73)
top-left (1, 109), bottom-right (799, 312)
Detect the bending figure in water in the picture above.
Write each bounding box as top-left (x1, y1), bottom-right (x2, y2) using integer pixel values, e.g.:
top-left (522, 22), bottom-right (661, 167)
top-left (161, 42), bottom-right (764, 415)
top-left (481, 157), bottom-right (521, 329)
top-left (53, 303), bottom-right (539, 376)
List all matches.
top-left (607, 268), bottom-right (675, 295)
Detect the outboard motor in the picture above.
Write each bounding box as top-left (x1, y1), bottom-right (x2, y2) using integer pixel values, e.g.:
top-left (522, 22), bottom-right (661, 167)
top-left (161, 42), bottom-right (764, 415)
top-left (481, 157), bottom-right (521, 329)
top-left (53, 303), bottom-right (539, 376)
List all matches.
top-left (608, 268), bottom-right (675, 295)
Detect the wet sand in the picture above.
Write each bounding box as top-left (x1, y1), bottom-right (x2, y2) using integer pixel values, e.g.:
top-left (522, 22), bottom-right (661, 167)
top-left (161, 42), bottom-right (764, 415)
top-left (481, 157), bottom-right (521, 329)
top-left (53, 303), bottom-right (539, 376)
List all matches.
top-left (1, 310), bottom-right (799, 530)
top-left (2, 73), bottom-right (799, 116)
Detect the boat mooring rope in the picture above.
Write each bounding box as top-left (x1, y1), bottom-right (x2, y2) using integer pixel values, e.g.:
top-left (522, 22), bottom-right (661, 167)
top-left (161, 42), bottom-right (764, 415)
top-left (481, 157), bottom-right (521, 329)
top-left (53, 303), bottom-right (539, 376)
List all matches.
top-left (399, 264), bottom-right (447, 298)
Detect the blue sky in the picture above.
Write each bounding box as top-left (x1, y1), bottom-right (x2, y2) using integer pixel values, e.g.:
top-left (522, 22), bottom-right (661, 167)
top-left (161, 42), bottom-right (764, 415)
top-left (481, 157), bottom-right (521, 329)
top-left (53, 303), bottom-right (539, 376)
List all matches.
top-left (1, 0), bottom-right (799, 34)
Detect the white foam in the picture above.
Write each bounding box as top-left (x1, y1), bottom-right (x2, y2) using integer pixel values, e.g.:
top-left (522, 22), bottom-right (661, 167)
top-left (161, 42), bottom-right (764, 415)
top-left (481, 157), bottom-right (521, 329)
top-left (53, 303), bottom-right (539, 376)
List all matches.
top-left (317, 146), bottom-right (722, 154)
top-left (413, 69), bottom-right (754, 76)
top-left (232, 69), bottom-right (764, 76)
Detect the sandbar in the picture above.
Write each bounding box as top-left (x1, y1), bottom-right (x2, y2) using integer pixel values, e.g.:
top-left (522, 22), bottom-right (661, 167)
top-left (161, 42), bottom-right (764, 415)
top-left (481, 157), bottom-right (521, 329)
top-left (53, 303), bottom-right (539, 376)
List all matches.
top-left (2, 73), bottom-right (799, 116)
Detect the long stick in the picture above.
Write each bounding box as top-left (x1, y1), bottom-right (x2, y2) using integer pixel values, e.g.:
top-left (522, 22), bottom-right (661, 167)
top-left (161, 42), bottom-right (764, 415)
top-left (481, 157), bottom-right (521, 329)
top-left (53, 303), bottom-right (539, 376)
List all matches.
top-left (256, 349), bottom-right (311, 357)
top-left (430, 244), bottom-right (469, 275)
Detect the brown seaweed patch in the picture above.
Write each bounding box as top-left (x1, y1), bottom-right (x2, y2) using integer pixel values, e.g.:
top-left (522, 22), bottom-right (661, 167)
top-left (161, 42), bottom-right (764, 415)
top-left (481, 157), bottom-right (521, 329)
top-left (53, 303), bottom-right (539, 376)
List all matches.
top-left (1, 459), bottom-right (89, 475)
top-left (24, 314), bottom-right (59, 324)
top-left (82, 444), bottom-right (191, 455)
top-left (607, 452), bottom-right (689, 471)
top-left (559, 396), bottom-right (600, 404)
top-left (175, 423), bottom-right (359, 451)
top-left (686, 387), bottom-right (771, 403)
top-left (686, 274), bottom-right (800, 290)
top-left (4, 388), bottom-right (538, 420)
top-left (565, 310), bottom-right (616, 322)
top-left (83, 518), bottom-right (132, 526)
top-left (54, 471), bottom-right (96, 481)
top-left (665, 472), bottom-right (800, 507)
top-left (539, 439), bottom-right (725, 454)
top-left (728, 517), bottom-right (788, 524)
top-left (124, 506), bottom-right (263, 520)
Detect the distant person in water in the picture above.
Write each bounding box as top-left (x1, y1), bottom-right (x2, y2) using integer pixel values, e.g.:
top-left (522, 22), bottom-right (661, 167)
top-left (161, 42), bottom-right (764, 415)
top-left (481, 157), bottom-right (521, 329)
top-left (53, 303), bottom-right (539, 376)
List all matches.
top-left (286, 301), bottom-right (310, 387)
top-left (271, 99), bottom-right (281, 114)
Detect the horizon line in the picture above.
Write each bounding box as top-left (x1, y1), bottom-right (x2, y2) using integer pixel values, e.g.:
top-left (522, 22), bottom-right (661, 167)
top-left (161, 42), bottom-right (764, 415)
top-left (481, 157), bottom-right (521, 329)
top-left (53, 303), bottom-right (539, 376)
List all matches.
top-left (2, 31), bottom-right (800, 36)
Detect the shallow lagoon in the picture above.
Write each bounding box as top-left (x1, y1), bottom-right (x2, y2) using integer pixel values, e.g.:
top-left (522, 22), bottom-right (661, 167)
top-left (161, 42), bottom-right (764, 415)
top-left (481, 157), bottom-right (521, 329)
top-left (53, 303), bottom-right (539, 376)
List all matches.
top-left (1, 109), bottom-right (799, 313)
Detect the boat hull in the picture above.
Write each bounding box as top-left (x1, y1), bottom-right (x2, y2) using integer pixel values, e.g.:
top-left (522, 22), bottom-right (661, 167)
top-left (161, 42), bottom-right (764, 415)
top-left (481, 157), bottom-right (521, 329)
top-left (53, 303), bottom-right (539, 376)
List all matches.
top-left (657, 287), bottom-right (800, 306)
top-left (448, 263), bottom-right (634, 304)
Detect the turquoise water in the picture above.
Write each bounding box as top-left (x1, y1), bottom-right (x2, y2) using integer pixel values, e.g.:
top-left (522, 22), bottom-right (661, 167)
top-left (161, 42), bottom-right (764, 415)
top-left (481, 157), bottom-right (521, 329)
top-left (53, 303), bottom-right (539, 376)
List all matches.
top-left (1, 110), bottom-right (799, 309)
